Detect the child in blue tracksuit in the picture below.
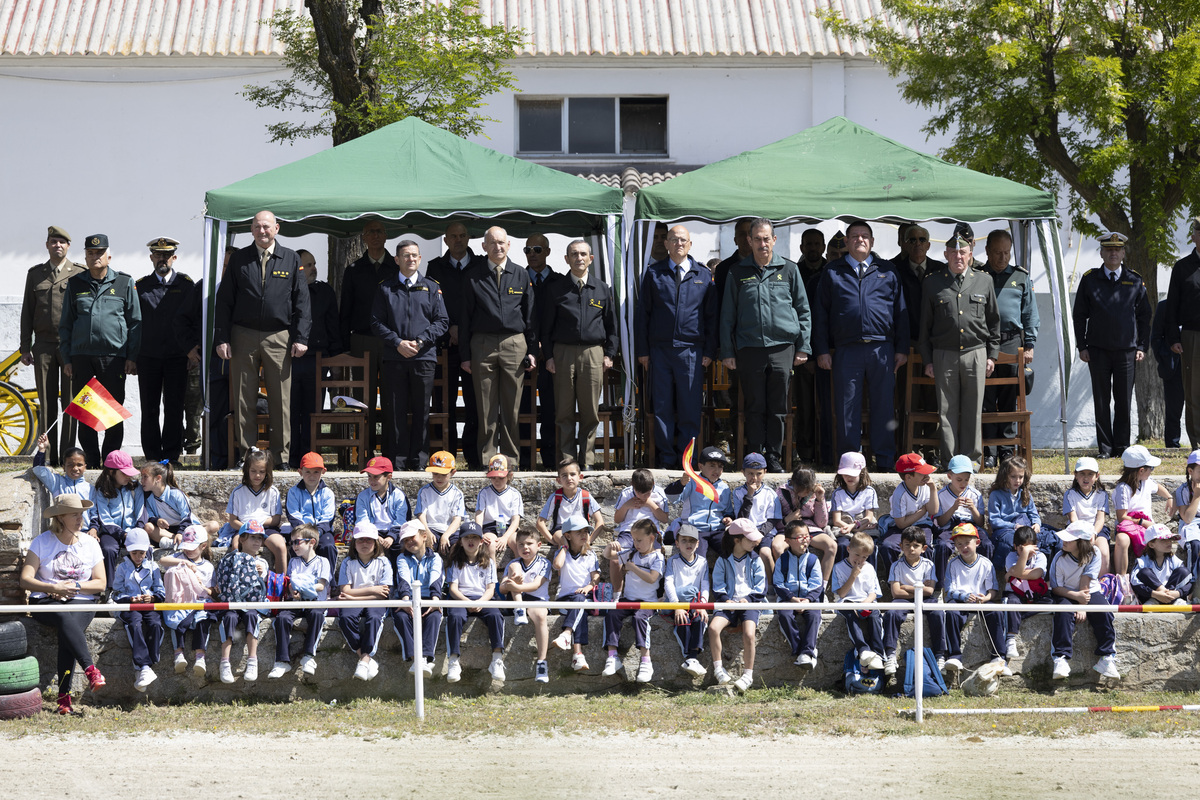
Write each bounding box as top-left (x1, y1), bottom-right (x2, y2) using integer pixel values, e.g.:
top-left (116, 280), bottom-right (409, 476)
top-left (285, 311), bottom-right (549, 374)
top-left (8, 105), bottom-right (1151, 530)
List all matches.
top-left (112, 528), bottom-right (166, 692)
top-left (1131, 524), bottom-right (1193, 604)
top-left (89, 450), bottom-right (144, 590)
top-left (987, 456), bottom-right (1041, 574)
top-left (356, 456), bottom-right (411, 564)
top-left (708, 518), bottom-right (767, 693)
top-left (773, 520), bottom-right (823, 669)
top-left (286, 452), bottom-right (339, 578)
top-left (392, 520), bottom-right (444, 676)
top-left (140, 460), bottom-right (201, 548)
top-left (667, 446), bottom-right (734, 562)
top-left (663, 523), bottom-right (711, 679)
top-left (31, 433), bottom-right (94, 528)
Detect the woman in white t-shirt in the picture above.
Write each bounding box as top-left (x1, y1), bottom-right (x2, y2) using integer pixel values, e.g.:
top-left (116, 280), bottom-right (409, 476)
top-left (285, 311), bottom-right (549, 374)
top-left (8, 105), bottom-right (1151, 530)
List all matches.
top-left (20, 493), bottom-right (107, 715)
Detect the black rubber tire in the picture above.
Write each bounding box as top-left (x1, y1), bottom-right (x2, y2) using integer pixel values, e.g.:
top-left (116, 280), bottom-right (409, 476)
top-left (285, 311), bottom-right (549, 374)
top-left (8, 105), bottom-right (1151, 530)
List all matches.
top-left (0, 656), bottom-right (39, 695)
top-left (0, 687), bottom-right (41, 720)
top-left (0, 621), bottom-right (28, 661)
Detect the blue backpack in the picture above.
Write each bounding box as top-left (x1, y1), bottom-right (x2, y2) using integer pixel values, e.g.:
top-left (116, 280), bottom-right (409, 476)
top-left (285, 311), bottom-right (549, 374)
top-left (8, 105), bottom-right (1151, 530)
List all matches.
top-left (843, 649), bottom-right (885, 695)
top-left (903, 647), bottom-right (949, 697)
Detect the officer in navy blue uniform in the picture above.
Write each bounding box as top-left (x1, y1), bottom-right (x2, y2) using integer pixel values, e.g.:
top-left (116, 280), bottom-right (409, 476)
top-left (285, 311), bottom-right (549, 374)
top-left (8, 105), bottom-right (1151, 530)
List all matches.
top-left (634, 225), bottom-right (719, 469)
top-left (1072, 232), bottom-right (1151, 458)
top-left (370, 240), bottom-right (448, 471)
top-left (812, 219), bottom-right (908, 472)
top-left (1151, 298), bottom-right (1184, 448)
top-left (136, 237), bottom-right (193, 464)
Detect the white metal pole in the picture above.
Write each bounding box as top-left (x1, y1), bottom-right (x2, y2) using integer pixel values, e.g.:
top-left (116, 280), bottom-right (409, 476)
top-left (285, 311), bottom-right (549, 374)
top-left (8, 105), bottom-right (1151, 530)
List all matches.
top-left (412, 581), bottom-right (424, 722)
top-left (914, 582), bottom-right (924, 724)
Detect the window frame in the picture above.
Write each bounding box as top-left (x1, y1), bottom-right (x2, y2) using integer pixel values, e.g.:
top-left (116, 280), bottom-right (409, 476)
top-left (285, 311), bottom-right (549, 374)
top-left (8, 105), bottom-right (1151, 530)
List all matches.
top-left (516, 95), bottom-right (668, 158)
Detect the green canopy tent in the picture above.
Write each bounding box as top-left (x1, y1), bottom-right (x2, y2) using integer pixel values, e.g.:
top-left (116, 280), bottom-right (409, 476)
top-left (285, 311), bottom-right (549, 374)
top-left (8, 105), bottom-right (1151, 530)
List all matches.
top-left (200, 116), bottom-right (625, 466)
top-left (630, 117), bottom-right (1072, 468)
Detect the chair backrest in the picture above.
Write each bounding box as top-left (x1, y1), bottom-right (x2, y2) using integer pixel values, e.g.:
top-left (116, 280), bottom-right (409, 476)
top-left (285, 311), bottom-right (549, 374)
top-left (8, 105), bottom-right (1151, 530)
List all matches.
top-left (315, 351), bottom-right (371, 410)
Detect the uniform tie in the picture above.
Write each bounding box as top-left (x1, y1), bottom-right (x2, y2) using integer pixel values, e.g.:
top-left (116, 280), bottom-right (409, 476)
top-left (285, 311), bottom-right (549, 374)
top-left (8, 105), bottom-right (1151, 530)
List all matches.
top-left (495, 263), bottom-right (503, 290)
top-left (260, 251), bottom-right (269, 286)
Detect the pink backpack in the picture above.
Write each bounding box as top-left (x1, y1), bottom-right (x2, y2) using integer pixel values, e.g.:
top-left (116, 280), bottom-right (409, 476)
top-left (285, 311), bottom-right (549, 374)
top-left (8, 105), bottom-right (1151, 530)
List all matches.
top-left (164, 563), bottom-right (205, 604)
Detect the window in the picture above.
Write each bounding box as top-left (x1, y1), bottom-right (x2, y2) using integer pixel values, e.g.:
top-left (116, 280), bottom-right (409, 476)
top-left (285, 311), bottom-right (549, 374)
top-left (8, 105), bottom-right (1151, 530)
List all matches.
top-left (517, 96), bottom-right (668, 156)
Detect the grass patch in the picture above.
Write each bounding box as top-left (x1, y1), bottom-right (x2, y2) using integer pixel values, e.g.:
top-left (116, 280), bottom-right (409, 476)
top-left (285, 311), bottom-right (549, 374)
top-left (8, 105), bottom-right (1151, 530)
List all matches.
top-left (7, 686), bottom-right (1200, 739)
top-left (1033, 442), bottom-right (1189, 477)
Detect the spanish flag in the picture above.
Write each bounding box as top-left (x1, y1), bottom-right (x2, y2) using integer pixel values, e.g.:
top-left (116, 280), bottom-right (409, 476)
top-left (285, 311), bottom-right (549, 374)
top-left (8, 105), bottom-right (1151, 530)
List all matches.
top-left (66, 378), bottom-right (132, 431)
top-left (682, 438), bottom-right (718, 502)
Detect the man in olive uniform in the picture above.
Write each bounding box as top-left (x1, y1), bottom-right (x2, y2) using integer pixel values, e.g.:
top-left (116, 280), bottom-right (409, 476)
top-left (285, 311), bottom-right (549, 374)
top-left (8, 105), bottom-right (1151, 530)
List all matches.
top-left (20, 225), bottom-right (83, 465)
top-left (978, 229), bottom-right (1039, 466)
top-left (918, 231), bottom-right (999, 465)
top-left (1072, 232), bottom-right (1151, 458)
top-left (59, 234), bottom-right (142, 467)
top-left (136, 237), bottom-right (194, 465)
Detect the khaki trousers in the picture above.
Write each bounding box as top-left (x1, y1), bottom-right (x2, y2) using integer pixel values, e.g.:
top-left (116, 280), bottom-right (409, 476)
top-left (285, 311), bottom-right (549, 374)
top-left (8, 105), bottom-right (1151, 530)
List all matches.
top-left (231, 325), bottom-right (292, 465)
top-left (552, 343), bottom-right (604, 466)
top-left (932, 347), bottom-right (987, 463)
top-left (471, 332), bottom-right (527, 463)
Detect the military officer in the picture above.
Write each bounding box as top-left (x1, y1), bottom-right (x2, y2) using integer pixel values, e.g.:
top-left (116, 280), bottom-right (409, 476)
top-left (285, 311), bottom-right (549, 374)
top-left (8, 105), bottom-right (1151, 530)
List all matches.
top-left (136, 237), bottom-right (194, 464)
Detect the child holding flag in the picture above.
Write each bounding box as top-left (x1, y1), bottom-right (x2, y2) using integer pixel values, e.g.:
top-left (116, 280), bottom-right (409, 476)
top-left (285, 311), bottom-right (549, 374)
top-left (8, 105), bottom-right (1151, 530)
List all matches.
top-left (668, 442), bottom-right (734, 565)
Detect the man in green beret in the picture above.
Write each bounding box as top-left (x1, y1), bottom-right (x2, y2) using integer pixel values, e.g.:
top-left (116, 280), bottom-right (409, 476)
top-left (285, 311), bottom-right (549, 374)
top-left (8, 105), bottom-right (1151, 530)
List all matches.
top-left (20, 226), bottom-right (83, 465)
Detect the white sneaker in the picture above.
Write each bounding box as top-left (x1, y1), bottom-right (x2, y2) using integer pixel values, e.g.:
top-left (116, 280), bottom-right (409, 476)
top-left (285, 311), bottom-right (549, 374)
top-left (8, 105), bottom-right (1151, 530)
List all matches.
top-left (943, 657), bottom-right (963, 676)
top-left (733, 673), bottom-right (752, 693)
top-left (133, 666), bottom-right (155, 692)
top-left (1094, 654), bottom-right (1120, 680)
top-left (194, 657), bottom-right (207, 679)
top-left (861, 651), bottom-right (884, 671)
top-left (553, 629), bottom-right (573, 651)
top-left (713, 665), bottom-right (732, 685)
top-left (795, 653), bottom-right (815, 669)
top-left (488, 657), bottom-right (506, 682)
top-left (1052, 656), bottom-right (1071, 680)
top-left (990, 656), bottom-right (1013, 677)
top-left (219, 660), bottom-right (235, 684)
top-left (535, 660), bottom-right (549, 683)
top-left (446, 656), bottom-right (462, 683)
top-left (936, 656), bottom-right (945, 674)
top-left (174, 653), bottom-right (187, 674)
top-left (883, 654), bottom-right (898, 676)
top-left (421, 658), bottom-right (434, 678)
top-left (636, 660), bottom-right (654, 683)
top-left (571, 653), bottom-right (589, 672)
top-left (602, 655), bottom-right (621, 676)
top-left (513, 608), bottom-right (528, 626)
top-left (268, 661), bottom-right (290, 679)
top-left (353, 660), bottom-right (370, 681)
top-left (1005, 637), bottom-right (1020, 661)
top-left (300, 656), bottom-right (317, 676)
top-left (681, 658), bottom-right (707, 678)
top-left (243, 658), bottom-right (258, 682)
top-left (367, 658), bottom-right (379, 680)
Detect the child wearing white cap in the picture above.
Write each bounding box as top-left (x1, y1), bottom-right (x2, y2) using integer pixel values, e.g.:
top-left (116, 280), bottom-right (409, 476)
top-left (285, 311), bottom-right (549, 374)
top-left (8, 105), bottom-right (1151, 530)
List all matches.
top-left (112, 528), bottom-right (166, 691)
top-left (1063, 456), bottom-right (1111, 573)
top-left (1112, 445), bottom-right (1173, 575)
top-left (1048, 521), bottom-right (1118, 681)
top-left (1130, 524), bottom-right (1193, 604)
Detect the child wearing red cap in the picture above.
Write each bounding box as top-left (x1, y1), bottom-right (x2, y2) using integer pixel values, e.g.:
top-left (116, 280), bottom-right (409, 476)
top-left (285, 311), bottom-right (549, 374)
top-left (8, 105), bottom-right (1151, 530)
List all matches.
top-left (286, 452), bottom-right (339, 578)
top-left (879, 453), bottom-right (939, 579)
top-left (354, 456), bottom-right (411, 560)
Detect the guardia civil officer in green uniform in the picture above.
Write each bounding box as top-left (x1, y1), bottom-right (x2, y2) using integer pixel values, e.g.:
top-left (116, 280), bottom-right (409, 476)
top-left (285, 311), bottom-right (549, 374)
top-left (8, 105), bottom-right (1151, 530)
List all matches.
top-left (20, 225), bottom-right (83, 466)
top-left (918, 230), bottom-right (1000, 466)
top-left (59, 234), bottom-right (142, 468)
top-left (978, 229), bottom-right (1039, 467)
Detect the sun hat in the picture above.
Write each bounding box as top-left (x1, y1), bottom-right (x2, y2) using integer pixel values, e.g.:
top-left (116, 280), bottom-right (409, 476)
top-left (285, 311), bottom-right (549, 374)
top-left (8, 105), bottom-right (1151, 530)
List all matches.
top-left (352, 521), bottom-right (380, 540)
top-left (946, 454), bottom-right (975, 475)
top-left (1074, 456), bottom-right (1100, 473)
top-left (1144, 523), bottom-right (1180, 543)
top-left (1121, 445), bottom-right (1160, 469)
top-left (43, 493), bottom-right (94, 518)
top-left (124, 528), bottom-right (152, 553)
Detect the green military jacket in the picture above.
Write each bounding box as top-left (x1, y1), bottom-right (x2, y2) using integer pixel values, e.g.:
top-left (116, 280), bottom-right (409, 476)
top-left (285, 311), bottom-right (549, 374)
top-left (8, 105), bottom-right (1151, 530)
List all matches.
top-left (719, 253), bottom-right (810, 359)
top-left (20, 259), bottom-right (84, 352)
top-left (918, 266), bottom-right (1000, 364)
top-left (59, 267), bottom-right (142, 361)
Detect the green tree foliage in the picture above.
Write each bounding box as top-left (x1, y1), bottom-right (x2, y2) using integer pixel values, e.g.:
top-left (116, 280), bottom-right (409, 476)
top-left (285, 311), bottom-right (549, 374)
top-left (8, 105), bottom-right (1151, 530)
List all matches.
top-left (243, 0), bottom-right (524, 146)
top-left (824, 0), bottom-right (1200, 437)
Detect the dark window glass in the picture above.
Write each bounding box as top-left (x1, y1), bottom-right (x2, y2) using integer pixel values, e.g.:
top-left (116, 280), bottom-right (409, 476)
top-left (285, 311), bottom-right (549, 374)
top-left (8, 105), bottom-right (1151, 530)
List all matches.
top-left (620, 97), bottom-right (667, 154)
top-left (568, 97), bottom-right (616, 154)
top-left (518, 99), bottom-right (562, 153)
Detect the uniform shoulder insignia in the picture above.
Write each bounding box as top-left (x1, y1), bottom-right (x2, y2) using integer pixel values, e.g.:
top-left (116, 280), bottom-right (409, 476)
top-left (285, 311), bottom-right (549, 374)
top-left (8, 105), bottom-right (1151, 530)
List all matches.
top-left (1013, 264), bottom-right (1030, 275)
top-left (179, 273), bottom-right (194, 284)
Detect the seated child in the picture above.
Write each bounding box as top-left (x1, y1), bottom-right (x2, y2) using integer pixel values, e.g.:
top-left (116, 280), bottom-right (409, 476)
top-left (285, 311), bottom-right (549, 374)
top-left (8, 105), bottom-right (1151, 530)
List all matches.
top-left (883, 526), bottom-right (944, 676)
top-left (668, 447), bottom-right (733, 562)
top-left (830, 452), bottom-right (879, 564)
top-left (709, 518), bottom-right (766, 693)
top-left (602, 518), bottom-right (664, 683)
top-left (664, 523), bottom-right (711, 678)
top-left (1049, 521), bottom-right (1119, 681)
top-left (285, 452), bottom-right (339, 577)
top-left (498, 529), bottom-right (552, 683)
top-left (731, 453), bottom-right (783, 578)
top-left (1064, 456), bottom-right (1111, 573)
top-left (392, 520), bottom-right (444, 678)
top-left (552, 516), bottom-right (600, 672)
top-left (881, 453), bottom-right (939, 582)
top-left (89, 450), bottom-right (143, 591)
top-left (611, 468), bottom-right (668, 595)
top-left (221, 449), bottom-right (285, 568)
top-left (1112, 445), bottom-right (1173, 575)
top-left (445, 521), bottom-right (506, 683)
top-left (831, 530), bottom-right (884, 671)
top-left (536, 456), bottom-right (605, 549)
top-left (1173, 451), bottom-right (1200, 576)
top-left (778, 466), bottom-right (836, 590)
top-left (933, 454), bottom-right (985, 586)
top-left (1131, 524), bottom-right (1193, 605)
top-left (214, 519), bottom-right (271, 684)
top-left (270, 523), bottom-right (332, 679)
top-left (941, 523), bottom-right (1005, 680)
top-left (112, 528), bottom-right (165, 692)
top-left (474, 454), bottom-right (522, 557)
top-left (160, 525), bottom-right (214, 678)
top-left (773, 521), bottom-right (823, 670)
top-left (415, 451), bottom-right (465, 555)
top-left (1002, 525), bottom-right (1049, 667)
top-left (355, 456), bottom-right (411, 558)
top-left (337, 522), bottom-right (393, 682)
top-left (987, 455), bottom-right (1037, 571)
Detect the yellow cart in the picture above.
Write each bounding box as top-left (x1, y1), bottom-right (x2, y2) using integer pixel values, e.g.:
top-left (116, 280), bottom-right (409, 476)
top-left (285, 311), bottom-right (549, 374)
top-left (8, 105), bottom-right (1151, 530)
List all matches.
top-left (0, 351), bottom-right (39, 455)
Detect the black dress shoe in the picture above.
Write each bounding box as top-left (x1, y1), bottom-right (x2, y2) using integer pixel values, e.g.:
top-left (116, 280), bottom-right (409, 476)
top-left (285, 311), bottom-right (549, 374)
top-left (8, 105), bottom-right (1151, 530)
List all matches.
top-left (983, 455), bottom-right (997, 469)
top-left (767, 458), bottom-right (786, 474)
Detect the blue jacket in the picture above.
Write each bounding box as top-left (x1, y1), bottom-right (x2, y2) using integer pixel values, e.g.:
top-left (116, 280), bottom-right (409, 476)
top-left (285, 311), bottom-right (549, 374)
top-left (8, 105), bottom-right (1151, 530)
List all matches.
top-left (31, 453), bottom-right (95, 530)
top-left (772, 549), bottom-right (823, 602)
top-left (369, 273), bottom-right (449, 363)
top-left (144, 486), bottom-right (198, 528)
top-left (987, 489), bottom-right (1040, 536)
top-left (675, 477), bottom-right (734, 533)
top-left (712, 551), bottom-right (767, 602)
top-left (355, 485), bottom-right (410, 533)
top-left (91, 485), bottom-right (143, 535)
top-left (286, 479), bottom-right (336, 534)
top-left (112, 558), bottom-right (166, 603)
top-left (635, 256), bottom-right (719, 358)
top-left (1152, 299), bottom-right (1182, 382)
top-left (395, 550), bottom-right (445, 599)
top-left (811, 254), bottom-right (908, 355)
top-left (1072, 266), bottom-right (1151, 351)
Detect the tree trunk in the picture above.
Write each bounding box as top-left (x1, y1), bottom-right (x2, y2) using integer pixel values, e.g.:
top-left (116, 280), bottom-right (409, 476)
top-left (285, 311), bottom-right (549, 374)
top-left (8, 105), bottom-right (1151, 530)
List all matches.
top-left (328, 234), bottom-right (362, 302)
top-left (1125, 235), bottom-right (1164, 441)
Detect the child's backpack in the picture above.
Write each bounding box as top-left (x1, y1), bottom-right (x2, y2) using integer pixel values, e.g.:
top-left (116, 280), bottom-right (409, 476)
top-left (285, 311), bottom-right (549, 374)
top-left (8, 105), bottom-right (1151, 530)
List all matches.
top-left (164, 563), bottom-right (205, 604)
top-left (1099, 573), bottom-right (1130, 605)
top-left (214, 550), bottom-right (266, 603)
top-left (902, 647), bottom-right (949, 698)
top-left (843, 649), bottom-right (885, 695)
top-left (589, 581), bottom-right (613, 616)
top-left (337, 499), bottom-right (356, 544)
top-left (551, 488), bottom-right (592, 529)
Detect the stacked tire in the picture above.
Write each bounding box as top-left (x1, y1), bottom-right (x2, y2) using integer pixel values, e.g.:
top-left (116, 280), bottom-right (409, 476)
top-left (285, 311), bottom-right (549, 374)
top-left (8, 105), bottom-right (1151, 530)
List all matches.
top-left (0, 621), bottom-right (41, 720)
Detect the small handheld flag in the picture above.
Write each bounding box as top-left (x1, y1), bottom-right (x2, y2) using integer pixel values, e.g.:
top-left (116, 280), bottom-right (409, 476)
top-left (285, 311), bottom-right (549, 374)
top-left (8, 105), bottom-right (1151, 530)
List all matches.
top-left (66, 377), bottom-right (132, 432)
top-left (682, 438), bottom-right (719, 502)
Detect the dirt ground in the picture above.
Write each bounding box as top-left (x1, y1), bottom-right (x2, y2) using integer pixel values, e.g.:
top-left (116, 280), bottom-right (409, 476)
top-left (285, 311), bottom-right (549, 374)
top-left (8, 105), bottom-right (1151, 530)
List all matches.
top-left (4, 730), bottom-right (1196, 798)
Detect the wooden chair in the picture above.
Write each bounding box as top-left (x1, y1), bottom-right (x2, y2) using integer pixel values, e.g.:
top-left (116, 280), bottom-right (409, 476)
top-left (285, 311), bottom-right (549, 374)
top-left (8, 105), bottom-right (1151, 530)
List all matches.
top-left (227, 376), bottom-right (271, 464)
top-left (428, 350), bottom-right (453, 454)
top-left (309, 352), bottom-right (371, 470)
top-left (902, 350), bottom-right (945, 457)
top-left (516, 366), bottom-right (539, 470)
top-left (594, 368), bottom-right (627, 469)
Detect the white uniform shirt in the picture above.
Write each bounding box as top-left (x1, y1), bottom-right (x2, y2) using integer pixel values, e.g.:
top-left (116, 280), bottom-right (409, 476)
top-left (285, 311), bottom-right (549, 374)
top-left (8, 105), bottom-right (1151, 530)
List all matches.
top-left (613, 485), bottom-right (668, 533)
top-left (1113, 478), bottom-right (1158, 516)
top-left (664, 552), bottom-right (710, 603)
top-left (510, 554), bottom-right (551, 601)
top-left (1049, 549), bottom-right (1102, 594)
top-left (337, 555), bottom-right (393, 590)
top-left (475, 485), bottom-right (523, 530)
top-left (936, 484), bottom-right (983, 531)
top-left (617, 548), bottom-right (664, 602)
top-left (415, 483), bottom-right (466, 534)
top-left (944, 553), bottom-right (998, 597)
top-left (888, 556), bottom-right (936, 590)
top-left (890, 483), bottom-right (932, 527)
top-left (287, 554), bottom-right (332, 601)
top-left (1063, 487), bottom-right (1110, 527)
top-left (831, 485), bottom-right (878, 521)
top-left (831, 559), bottom-right (882, 602)
top-left (556, 548), bottom-right (599, 598)
top-left (226, 484), bottom-right (282, 523)
top-left (538, 488), bottom-right (592, 529)
top-left (447, 561), bottom-right (497, 600)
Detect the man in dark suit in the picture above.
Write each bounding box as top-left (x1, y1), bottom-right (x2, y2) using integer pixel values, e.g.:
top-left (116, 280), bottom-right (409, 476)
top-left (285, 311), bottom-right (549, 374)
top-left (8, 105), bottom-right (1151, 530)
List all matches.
top-left (521, 232), bottom-right (558, 470)
top-left (214, 210), bottom-right (311, 468)
top-left (136, 236), bottom-right (194, 464)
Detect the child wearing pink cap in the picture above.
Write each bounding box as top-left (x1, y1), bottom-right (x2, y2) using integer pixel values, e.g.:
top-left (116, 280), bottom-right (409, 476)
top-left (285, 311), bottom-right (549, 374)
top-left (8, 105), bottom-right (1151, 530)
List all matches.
top-left (709, 518), bottom-right (767, 692)
top-left (89, 450), bottom-right (144, 590)
top-left (830, 451), bottom-right (879, 565)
